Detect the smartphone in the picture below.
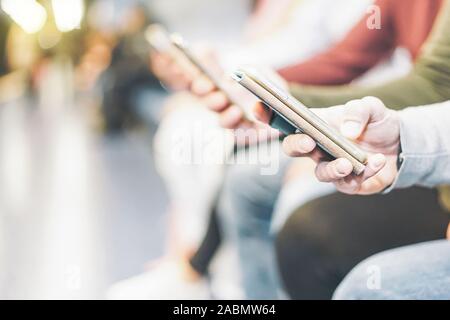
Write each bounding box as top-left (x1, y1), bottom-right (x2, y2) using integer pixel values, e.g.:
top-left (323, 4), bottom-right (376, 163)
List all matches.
top-left (170, 35), bottom-right (243, 108)
top-left (145, 24), bottom-right (173, 53)
top-left (232, 68), bottom-right (368, 175)
top-left (145, 24), bottom-right (246, 113)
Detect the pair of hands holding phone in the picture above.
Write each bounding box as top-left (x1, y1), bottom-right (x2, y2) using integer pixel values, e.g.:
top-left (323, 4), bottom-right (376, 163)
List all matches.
top-left (150, 52), bottom-right (401, 195)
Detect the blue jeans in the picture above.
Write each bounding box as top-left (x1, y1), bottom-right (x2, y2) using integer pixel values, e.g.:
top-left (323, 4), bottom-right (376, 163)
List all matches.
top-left (334, 240), bottom-right (450, 300)
top-left (217, 145), bottom-right (335, 299)
top-left (217, 148), bottom-right (289, 299)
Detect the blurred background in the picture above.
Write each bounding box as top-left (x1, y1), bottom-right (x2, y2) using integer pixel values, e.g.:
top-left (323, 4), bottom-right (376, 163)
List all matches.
top-left (0, 0), bottom-right (173, 299)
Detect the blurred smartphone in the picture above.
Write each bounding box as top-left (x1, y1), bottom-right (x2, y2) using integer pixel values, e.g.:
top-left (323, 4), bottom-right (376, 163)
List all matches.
top-left (145, 24), bottom-right (173, 53)
top-left (145, 24), bottom-right (245, 113)
top-left (145, 24), bottom-right (200, 76)
top-left (232, 68), bottom-right (368, 175)
top-left (170, 35), bottom-right (241, 105)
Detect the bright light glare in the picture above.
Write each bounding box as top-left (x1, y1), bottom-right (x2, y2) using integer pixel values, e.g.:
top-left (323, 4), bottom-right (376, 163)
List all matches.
top-left (1, 0), bottom-right (47, 34)
top-left (52, 0), bottom-right (84, 32)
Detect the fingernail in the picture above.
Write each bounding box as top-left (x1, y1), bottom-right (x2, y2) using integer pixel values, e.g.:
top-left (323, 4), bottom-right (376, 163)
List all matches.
top-left (341, 121), bottom-right (362, 138)
top-left (336, 159), bottom-right (352, 174)
top-left (298, 135), bottom-right (315, 152)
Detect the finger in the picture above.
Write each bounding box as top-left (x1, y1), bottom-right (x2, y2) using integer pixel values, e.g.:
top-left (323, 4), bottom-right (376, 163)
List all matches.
top-left (253, 102), bottom-right (273, 124)
top-left (340, 97), bottom-right (387, 140)
top-left (168, 61), bottom-right (184, 77)
top-left (358, 153), bottom-right (386, 181)
top-left (334, 153), bottom-right (387, 194)
top-left (358, 178), bottom-right (386, 195)
top-left (334, 176), bottom-right (363, 194)
top-left (358, 157), bottom-right (397, 195)
top-left (203, 91), bottom-right (229, 112)
top-left (314, 158), bottom-right (353, 183)
top-left (282, 134), bottom-right (317, 157)
top-left (151, 54), bottom-right (171, 77)
top-left (308, 148), bottom-right (328, 163)
top-left (219, 105), bottom-right (244, 129)
top-left (151, 53), bottom-right (170, 68)
top-left (191, 75), bottom-right (215, 96)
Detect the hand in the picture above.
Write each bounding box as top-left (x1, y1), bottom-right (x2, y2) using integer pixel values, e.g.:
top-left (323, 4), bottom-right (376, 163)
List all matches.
top-left (191, 67), bottom-right (286, 129)
top-left (191, 75), bottom-right (248, 128)
top-left (149, 51), bottom-right (194, 91)
top-left (282, 97), bottom-right (401, 195)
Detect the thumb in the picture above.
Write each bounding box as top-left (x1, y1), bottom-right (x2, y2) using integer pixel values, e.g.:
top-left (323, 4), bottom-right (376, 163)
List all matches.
top-left (340, 120), bottom-right (365, 140)
top-left (340, 97), bottom-right (387, 140)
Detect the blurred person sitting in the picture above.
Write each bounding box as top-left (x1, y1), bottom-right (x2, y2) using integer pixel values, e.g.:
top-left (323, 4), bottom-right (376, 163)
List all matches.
top-left (189, 0), bottom-right (448, 299)
top-left (107, 0), bottom-right (254, 300)
top-left (0, 14), bottom-right (9, 76)
top-left (136, 0), bottom-right (448, 299)
top-left (108, 0), bottom-right (373, 300)
top-left (99, 4), bottom-right (165, 134)
top-left (258, 0), bottom-right (450, 299)
top-left (115, 0), bottom-right (450, 300)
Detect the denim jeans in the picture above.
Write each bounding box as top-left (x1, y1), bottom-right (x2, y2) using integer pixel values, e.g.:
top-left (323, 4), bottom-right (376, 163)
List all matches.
top-left (334, 240), bottom-right (450, 300)
top-left (217, 145), bottom-right (289, 299)
top-left (217, 144), bottom-right (335, 299)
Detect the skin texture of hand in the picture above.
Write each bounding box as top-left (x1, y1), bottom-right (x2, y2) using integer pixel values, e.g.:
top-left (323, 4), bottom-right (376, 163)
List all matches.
top-left (191, 67), bottom-right (287, 129)
top-left (191, 75), bottom-right (250, 128)
top-left (149, 47), bottom-right (255, 130)
top-left (149, 52), bottom-right (194, 91)
top-left (280, 97), bottom-right (401, 195)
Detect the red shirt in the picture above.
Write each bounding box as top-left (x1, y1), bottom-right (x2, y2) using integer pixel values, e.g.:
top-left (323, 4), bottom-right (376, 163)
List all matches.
top-left (278, 0), bottom-right (444, 85)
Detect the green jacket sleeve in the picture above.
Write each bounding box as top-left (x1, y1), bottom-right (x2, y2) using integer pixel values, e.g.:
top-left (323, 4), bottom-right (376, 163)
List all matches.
top-left (289, 0), bottom-right (450, 110)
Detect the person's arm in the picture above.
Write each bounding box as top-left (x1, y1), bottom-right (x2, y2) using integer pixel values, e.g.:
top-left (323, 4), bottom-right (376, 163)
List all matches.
top-left (278, 0), bottom-right (395, 85)
top-left (390, 103), bottom-right (450, 189)
top-left (281, 97), bottom-right (450, 195)
top-left (289, 0), bottom-right (450, 110)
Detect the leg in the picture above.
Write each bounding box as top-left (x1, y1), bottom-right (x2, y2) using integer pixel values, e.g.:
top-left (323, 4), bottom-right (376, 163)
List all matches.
top-left (217, 143), bottom-right (291, 299)
top-left (334, 240), bottom-right (450, 300)
top-left (270, 158), bottom-right (336, 233)
top-left (189, 206), bottom-right (222, 276)
top-left (276, 187), bottom-right (449, 299)
top-left (154, 92), bottom-right (233, 251)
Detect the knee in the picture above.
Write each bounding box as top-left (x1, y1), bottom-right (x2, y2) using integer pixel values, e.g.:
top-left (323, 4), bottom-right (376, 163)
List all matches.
top-left (334, 240), bottom-right (450, 300)
top-left (333, 253), bottom-right (390, 300)
top-left (218, 153), bottom-right (285, 239)
top-left (222, 162), bottom-right (264, 202)
top-left (219, 161), bottom-right (270, 222)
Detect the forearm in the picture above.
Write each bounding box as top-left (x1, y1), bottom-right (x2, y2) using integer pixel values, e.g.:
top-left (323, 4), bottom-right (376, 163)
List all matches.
top-left (289, 72), bottom-right (450, 110)
top-left (392, 102), bottom-right (450, 189)
top-left (289, 0), bottom-right (450, 110)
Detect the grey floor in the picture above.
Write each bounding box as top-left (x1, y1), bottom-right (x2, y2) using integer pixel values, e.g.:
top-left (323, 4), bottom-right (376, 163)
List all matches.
top-left (0, 63), bottom-right (169, 299)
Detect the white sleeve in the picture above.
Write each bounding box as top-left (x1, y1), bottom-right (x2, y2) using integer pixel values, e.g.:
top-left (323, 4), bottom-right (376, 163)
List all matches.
top-left (389, 102), bottom-right (450, 189)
